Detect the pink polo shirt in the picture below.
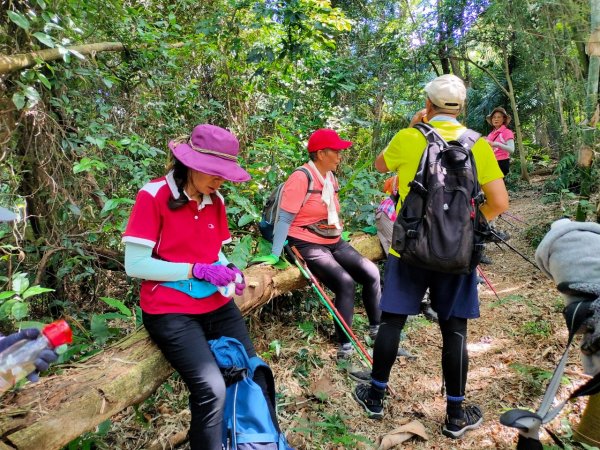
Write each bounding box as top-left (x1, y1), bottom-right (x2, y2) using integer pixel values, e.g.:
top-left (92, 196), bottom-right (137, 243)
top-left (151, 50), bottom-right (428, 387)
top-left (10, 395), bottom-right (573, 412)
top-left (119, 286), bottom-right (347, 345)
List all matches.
top-left (487, 125), bottom-right (514, 161)
top-left (280, 163), bottom-right (341, 244)
top-left (123, 171), bottom-right (231, 314)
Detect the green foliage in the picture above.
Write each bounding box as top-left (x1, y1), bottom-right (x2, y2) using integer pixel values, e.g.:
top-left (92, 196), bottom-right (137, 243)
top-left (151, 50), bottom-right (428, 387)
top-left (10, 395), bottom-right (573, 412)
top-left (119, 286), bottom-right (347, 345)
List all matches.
top-left (293, 347), bottom-right (323, 379)
top-left (0, 272), bottom-right (54, 326)
top-left (292, 411), bottom-right (374, 447)
top-left (261, 339), bottom-right (282, 361)
top-left (64, 419), bottom-right (112, 450)
top-left (489, 294), bottom-right (527, 309)
top-left (509, 363), bottom-right (568, 396)
top-left (523, 222), bottom-right (553, 250)
top-left (298, 321), bottom-right (317, 342)
top-left (521, 319), bottom-right (552, 337)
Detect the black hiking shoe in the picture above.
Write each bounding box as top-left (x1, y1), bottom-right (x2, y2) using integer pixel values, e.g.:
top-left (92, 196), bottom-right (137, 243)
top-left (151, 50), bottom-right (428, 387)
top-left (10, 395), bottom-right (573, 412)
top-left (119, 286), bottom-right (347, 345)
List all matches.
top-left (368, 325), bottom-right (380, 340)
top-left (353, 383), bottom-right (384, 420)
top-left (479, 254), bottom-right (492, 265)
top-left (396, 347), bottom-right (417, 359)
top-left (336, 343), bottom-right (354, 360)
top-left (442, 405), bottom-right (483, 439)
top-left (490, 228), bottom-right (510, 242)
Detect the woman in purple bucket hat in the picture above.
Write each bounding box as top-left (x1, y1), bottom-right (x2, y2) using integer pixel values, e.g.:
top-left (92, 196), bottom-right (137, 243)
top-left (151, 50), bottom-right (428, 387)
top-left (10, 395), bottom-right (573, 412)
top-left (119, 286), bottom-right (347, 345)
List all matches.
top-left (122, 124), bottom-right (283, 449)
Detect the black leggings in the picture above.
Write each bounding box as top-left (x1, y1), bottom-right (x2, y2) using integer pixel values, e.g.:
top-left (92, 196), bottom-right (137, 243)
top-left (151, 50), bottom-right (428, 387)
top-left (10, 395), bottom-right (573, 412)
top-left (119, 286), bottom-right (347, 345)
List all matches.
top-left (372, 311), bottom-right (468, 398)
top-left (143, 301), bottom-right (278, 450)
top-left (289, 237), bottom-right (382, 343)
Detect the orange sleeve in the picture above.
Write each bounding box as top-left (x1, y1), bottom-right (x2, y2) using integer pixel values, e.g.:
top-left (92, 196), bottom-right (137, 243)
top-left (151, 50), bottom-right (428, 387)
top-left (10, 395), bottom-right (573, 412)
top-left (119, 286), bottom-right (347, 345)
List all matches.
top-left (280, 170), bottom-right (310, 214)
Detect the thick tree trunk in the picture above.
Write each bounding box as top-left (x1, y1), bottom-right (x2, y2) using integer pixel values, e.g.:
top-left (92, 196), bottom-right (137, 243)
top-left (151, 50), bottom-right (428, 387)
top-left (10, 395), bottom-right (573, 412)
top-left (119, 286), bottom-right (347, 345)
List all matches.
top-left (0, 235), bottom-right (384, 450)
top-left (0, 42), bottom-right (183, 75)
top-left (585, 0), bottom-right (600, 122)
top-left (503, 53), bottom-right (530, 182)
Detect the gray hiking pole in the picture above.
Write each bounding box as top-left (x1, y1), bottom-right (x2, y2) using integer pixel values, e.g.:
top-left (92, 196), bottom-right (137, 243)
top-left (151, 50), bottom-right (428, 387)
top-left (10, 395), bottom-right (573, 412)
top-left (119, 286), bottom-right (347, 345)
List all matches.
top-left (285, 245), bottom-right (396, 397)
top-left (489, 229), bottom-right (540, 270)
top-left (500, 296), bottom-right (600, 449)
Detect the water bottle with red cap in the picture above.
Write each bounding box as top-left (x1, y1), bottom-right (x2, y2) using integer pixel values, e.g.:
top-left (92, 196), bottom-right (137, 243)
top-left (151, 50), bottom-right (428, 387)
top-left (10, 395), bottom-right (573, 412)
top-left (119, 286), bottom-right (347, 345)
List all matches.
top-left (0, 320), bottom-right (72, 393)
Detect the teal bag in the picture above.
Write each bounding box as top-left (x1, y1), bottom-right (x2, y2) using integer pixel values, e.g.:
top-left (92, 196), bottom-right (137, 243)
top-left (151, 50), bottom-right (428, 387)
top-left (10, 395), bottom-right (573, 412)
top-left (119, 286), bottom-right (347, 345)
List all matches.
top-left (161, 278), bottom-right (218, 298)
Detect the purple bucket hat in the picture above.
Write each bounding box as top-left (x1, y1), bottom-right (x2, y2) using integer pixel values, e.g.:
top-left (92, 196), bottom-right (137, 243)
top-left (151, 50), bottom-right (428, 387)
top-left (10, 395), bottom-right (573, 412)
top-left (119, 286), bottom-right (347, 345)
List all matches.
top-left (168, 124), bottom-right (251, 183)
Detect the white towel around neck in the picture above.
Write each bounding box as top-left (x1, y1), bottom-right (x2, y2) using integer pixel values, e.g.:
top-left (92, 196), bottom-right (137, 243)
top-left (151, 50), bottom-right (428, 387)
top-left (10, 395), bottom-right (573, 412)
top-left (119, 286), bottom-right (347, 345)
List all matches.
top-left (308, 161), bottom-right (341, 229)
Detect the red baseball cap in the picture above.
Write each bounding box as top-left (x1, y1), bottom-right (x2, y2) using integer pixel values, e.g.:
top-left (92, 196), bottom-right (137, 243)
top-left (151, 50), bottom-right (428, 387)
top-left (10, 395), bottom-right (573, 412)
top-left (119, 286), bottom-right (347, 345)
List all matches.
top-left (307, 129), bottom-right (353, 153)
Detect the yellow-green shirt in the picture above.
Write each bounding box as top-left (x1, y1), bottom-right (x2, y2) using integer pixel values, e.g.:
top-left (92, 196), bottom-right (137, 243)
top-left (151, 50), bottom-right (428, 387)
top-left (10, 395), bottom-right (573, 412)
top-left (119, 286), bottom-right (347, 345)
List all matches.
top-left (381, 117), bottom-right (504, 257)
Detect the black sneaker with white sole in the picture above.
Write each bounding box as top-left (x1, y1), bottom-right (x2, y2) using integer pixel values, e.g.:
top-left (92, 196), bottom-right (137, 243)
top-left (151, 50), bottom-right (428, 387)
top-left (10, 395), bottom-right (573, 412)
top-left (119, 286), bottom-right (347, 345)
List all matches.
top-left (442, 405), bottom-right (483, 438)
top-left (353, 383), bottom-right (384, 420)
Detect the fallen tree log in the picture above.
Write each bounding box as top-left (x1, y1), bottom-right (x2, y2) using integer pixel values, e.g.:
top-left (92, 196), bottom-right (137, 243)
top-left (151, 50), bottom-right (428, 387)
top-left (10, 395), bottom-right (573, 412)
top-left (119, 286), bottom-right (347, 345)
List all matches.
top-left (0, 234), bottom-right (384, 450)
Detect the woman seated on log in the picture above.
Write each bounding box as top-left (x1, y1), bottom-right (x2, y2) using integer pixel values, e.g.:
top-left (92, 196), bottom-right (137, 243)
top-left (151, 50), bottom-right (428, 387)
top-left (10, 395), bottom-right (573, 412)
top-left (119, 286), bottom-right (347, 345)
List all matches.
top-left (252, 129), bottom-right (382, 360)
top-left (122, 124), bottom-right (280, 450)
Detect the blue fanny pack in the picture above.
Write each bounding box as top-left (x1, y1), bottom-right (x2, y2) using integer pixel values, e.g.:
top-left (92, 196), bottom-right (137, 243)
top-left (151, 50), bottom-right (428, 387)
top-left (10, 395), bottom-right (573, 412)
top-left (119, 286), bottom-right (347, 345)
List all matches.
top-left (161, 278), bottom-right (219, 299)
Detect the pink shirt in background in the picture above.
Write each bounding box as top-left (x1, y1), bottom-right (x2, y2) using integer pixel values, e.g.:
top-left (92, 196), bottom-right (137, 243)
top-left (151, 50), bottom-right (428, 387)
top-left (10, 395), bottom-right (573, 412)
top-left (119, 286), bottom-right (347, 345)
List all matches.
top-left (280, 163), bottom-right (341, 245)
top-left (487, 125), bottom-right (514, 161)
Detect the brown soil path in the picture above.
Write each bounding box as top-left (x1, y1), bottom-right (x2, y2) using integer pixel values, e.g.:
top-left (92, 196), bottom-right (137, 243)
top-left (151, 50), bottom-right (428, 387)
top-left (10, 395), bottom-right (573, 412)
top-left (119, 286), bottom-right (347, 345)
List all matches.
top-left (266, 178), bottom-right (593, 449)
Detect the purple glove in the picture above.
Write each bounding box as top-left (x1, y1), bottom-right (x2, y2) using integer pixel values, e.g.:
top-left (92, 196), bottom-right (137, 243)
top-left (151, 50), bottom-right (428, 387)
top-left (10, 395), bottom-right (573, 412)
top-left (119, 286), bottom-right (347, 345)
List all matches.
top-left (227, 264), bottom-right (246, 296)
top-left (192, 263), bottom-right (237, 287)
top-left (0, 328), bottom-right (59, 382)
top-left (0, 328), bottom-right (40, 352)
top-left (29, 349), bottom-right (58, 382)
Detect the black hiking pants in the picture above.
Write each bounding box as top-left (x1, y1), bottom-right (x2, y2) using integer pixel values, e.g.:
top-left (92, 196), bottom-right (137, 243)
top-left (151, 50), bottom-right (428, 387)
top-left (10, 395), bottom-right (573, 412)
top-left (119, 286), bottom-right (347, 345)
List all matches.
top-left (143, 300), bottom-right (277, 450)
top-left (288, 237), bottom-right (382, 344)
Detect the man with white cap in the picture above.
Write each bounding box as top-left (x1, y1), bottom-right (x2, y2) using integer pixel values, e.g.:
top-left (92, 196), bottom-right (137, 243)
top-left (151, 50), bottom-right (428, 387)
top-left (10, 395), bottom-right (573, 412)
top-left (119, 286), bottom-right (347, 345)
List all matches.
top-left (352, 74), bottom-right (509, 439)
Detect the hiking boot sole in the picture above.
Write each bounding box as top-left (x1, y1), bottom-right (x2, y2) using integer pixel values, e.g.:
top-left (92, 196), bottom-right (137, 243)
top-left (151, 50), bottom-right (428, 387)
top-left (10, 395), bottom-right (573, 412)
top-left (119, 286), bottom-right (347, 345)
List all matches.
top-left (442, 415), bottom-right (483, 439)
top-left (352, 388), bottom-right (384, 420)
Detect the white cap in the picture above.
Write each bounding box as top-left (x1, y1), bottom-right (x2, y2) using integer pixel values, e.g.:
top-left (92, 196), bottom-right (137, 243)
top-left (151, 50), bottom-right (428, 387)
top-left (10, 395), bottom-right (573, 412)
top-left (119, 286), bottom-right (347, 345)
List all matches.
top-left (424, 74), bottom-right (466, 110)
top-left (0, 206), bottom-right (17, 222)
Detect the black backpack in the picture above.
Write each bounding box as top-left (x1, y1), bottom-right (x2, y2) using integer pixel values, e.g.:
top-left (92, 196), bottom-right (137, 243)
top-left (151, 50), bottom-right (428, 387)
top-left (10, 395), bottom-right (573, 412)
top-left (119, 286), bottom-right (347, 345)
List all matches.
top-left (390, 122), bottom-right (489, 274)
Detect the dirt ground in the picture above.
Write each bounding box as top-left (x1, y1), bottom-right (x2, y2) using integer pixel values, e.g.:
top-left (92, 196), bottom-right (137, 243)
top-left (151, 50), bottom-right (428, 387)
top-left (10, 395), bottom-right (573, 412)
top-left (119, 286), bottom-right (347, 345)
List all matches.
top-left (107, 177), bottom-right (597, 450)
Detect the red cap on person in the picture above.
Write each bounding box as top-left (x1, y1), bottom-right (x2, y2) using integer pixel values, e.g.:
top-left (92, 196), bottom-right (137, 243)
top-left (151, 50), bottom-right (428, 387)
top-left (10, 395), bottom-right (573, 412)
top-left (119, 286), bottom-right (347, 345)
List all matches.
top-left (307, 129), bottom-right (353, 153)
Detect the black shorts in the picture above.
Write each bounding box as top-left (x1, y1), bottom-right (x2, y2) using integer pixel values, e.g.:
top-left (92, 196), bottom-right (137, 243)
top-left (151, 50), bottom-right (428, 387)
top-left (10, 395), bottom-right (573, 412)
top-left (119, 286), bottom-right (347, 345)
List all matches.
top-left (498, 158), bottom-right (510, 176)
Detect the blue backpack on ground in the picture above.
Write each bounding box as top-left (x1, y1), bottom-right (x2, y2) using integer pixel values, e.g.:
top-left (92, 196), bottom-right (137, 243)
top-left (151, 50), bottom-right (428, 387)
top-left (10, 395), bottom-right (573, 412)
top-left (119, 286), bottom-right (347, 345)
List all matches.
top-left (258, 167), bottom-right (318, 242)
top-left (208, 336), bottom-right (293, 450)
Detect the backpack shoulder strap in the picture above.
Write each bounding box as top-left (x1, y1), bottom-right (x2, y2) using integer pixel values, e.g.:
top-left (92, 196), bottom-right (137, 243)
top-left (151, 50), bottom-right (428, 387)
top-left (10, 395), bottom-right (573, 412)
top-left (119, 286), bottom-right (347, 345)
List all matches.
top-left (457, 129), bottom-right (481, 150)
top-left (294, 166), bottom-right (318, 205)
top-left (413, 122), bottom-right (443, 145)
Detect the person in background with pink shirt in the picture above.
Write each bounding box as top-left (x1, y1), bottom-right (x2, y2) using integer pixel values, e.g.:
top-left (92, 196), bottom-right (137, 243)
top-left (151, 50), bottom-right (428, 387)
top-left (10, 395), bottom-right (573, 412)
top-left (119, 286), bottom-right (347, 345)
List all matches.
top-left (252, 129), bottom-right (382, 360)
top-left (486, 106), bottom-right (515, 176)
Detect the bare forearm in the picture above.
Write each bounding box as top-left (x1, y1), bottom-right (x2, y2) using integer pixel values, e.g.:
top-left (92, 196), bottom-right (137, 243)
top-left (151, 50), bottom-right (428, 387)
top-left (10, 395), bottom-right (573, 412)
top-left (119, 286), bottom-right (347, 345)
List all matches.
top-left (480, 179), bottom-right (509, 221)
